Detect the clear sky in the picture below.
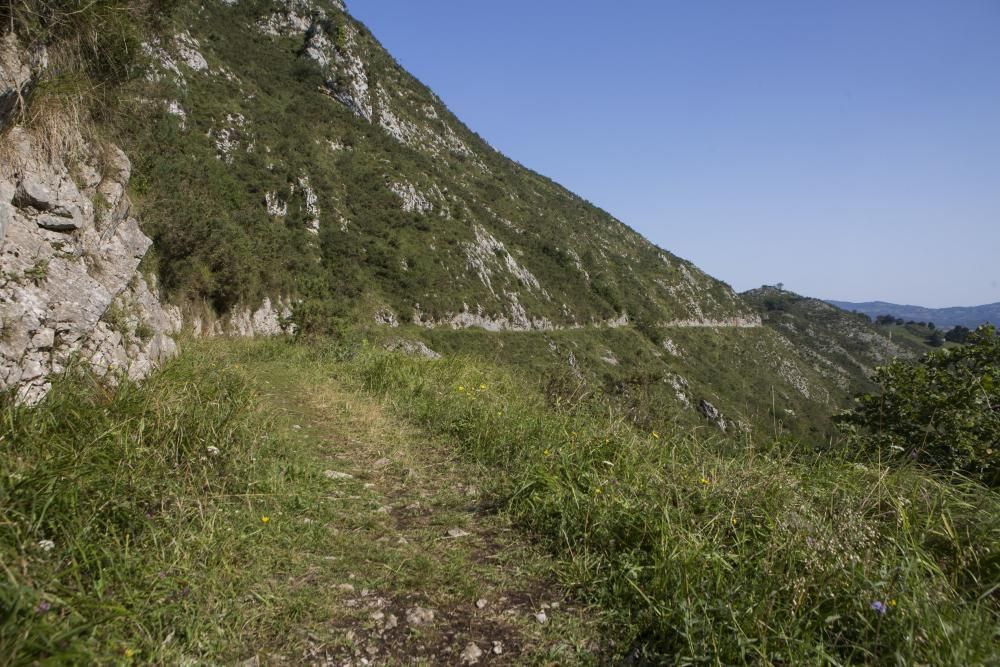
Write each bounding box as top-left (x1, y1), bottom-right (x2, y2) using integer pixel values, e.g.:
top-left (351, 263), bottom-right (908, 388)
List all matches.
top-left (348, 1), bottom-right (1000, 308)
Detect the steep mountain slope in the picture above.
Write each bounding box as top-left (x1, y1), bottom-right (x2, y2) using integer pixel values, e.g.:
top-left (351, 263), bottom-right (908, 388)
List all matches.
top-left (0, 0), bottom-right (886, 436)
top-left (827, 300), bottom-right (1000, 330)
top-left (743, 286), bottom-right (921, 395)
top-left (94, 0), bottom-right (869, 438)
top-left (123, 0), bottom-right (753, 333)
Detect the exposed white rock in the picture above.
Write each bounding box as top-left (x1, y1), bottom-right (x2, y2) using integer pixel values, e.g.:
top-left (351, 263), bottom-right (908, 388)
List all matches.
top-left (661, 337), bottom-right (682, 357)
top-left (257, 0), bottom-right (315, 36)
top-left (666, 374), bottom-right (691, 408)
top-left (389, 181), bottom-right (434, 214)
top-left (174, 32), bottom-right (208, 71)
top-left (142, 39), bottom-right (183, 84)
top-left (385, 339), bottom-right (441, 359)
top-left (226, 297), bottom-right (295, 337)
top-left (297, 175), bottom-right (320, 234)
top-left (661, 316), bottom-right (762, 328)
top-left (373, 85), bottom-right (483, 167)
top-left (208, 113), bottom-right (252, 163)
top-left (464, 225), bottom-right (541, 296)
top-left (567, 248), bottom-right (590, 281)
top-left (374, 308), bottom-right (399, 327)
top-left (265, 192), bottom-right (287, 217)
top-left (599, 312), bottom-right (630, 328)
top-left (328, 24), bottom-right (372, 121)
top-left (412, 302), bottom-right (555, 333)
top-left (376, 85), bottom-right (421, 145)
top-left (699, 399), bottom-right (727, 432)
top-left (166, 100), bottom-right (187, 127)
top-left (0, 46), bottom-right (178, 405)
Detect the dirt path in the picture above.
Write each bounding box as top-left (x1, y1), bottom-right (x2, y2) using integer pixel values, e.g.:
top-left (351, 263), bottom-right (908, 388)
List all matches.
top-left (244, 354), bottom-right (604, 666)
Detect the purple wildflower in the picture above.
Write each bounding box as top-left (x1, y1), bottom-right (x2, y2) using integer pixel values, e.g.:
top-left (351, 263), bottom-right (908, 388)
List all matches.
top-left (35, 600), bottom-right (51, 614)
top-left (870, 600), bottom-right (887, 615)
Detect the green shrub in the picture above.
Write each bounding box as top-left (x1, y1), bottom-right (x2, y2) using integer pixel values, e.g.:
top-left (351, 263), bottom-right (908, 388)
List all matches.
top-left (838, 325), bottom-right (1000, 485)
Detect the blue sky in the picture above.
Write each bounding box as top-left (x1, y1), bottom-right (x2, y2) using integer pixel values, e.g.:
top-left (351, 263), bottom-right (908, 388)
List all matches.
top-left (348, 1), bottom-right (1000, 307)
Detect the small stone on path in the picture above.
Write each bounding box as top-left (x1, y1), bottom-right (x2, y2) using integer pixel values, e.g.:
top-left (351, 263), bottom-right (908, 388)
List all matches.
top-left (324, 470), bottom-right (353, 480)
top-left (535, 611), bottom-right (549, 624)
top-left (447, 527), bottom-right (470, 538)
top-left (384, 613), bottom-right (399, 630)
top-left (373, 458), bottom-right (391, 469)
top-left (475, 598), bottom-right (488, 609)
top-left (492, 641), bottom-right (504, 655)
top-left (406, 606), bottom-right (435, 626)
top-left (336, 583), bottom-right (355, 594)
top-left (460, 642), bottom-right (483, 664)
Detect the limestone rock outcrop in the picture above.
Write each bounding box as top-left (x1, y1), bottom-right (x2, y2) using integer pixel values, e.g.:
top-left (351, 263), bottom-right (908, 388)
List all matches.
top-left (1, 37), bottom-right (180, 404)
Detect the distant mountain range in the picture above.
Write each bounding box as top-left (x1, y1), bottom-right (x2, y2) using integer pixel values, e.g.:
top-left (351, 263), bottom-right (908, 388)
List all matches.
top-left (826, 300), bottom-right (1000, 330)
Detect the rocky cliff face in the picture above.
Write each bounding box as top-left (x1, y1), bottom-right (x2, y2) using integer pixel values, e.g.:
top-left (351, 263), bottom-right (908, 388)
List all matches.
top-left (0, 35), bottom-right (179, 403)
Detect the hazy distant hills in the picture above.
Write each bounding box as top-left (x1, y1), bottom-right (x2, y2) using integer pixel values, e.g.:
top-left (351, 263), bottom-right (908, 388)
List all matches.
top-left (827, 300), bottom-right (1000, 330)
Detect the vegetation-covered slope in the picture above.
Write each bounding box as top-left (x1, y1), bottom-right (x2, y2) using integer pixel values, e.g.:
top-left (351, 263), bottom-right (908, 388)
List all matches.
top-left (120, 0), bottom-right (753, 333)
top-left (743, 286), bottom-right (923, 396)
top-left (95, 0), bottom-right (882, 439)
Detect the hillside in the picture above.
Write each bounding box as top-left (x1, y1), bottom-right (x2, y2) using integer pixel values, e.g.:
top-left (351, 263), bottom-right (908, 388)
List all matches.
top-left (743, 286), bottom-right (923, 395)
top-left (4, 3), bottom-right (999, 664)
top-left (66, 0), bottom-right (861, 437)
top-left (122, 0), bottom-right (752, 332)
top-left (827, 299), bottom-right (1000, 330)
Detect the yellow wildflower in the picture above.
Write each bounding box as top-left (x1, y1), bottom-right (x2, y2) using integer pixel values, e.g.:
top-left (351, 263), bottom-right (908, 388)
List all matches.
top-left (595, 487), bottom-right (603, 494)
top-left (261, 516), bottom-right (270, 524)
top-left (458, 386), bottom-right (465, 392)
top-left (480, 384), bottom-right (487, 390)
top-left (652, 431), bottom-right (660, 439)
top-left (889, 599), bottom-right (897, 607)
top-left (699, 478), bottom-right (710, 486)
top-left (125, 649), bottom-right (135, 658)
top-left (543, 449), bottom-right (551, 457)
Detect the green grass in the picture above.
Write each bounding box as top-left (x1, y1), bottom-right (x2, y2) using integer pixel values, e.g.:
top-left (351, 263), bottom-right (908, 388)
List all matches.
top-left (0, 340), bottom-right (604, 664)
top-left (4, 339), bottom-right (998, 664)
top-left (343, 344), bottom-right (1000, 664)
top-left (878, 323), bottom-right (960, 351)
top-left (0, 345), bottom-right (315, 663)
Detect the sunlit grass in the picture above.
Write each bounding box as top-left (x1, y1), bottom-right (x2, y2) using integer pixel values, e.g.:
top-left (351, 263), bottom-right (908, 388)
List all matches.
top-left (346, 346), bottom-right (1000, 664)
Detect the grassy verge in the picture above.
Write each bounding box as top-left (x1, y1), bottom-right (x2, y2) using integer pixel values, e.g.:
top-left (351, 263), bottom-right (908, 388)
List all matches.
top-left (344, 346), bottom-right (1000, 664)
top-left (0, 342), bottom-right (335, 663)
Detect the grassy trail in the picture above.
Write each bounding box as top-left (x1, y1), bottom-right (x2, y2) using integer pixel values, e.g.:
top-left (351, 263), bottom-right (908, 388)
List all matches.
top-left (236, 347), bottom-right (603, 665)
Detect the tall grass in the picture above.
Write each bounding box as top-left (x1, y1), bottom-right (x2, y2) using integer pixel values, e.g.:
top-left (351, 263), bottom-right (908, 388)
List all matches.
top-left (346, 349), bottom-right (1000, 664)
top-left (0, 345), bottom-right (291, 663)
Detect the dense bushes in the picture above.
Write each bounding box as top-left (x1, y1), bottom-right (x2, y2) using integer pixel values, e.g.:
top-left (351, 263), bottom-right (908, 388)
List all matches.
top-left (838, 325), bottom-right (1000, 485)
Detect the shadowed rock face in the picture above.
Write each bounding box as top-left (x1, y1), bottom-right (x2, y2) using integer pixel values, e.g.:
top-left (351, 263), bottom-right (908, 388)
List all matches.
top-left (0, 37), bottom-right (180, 404)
